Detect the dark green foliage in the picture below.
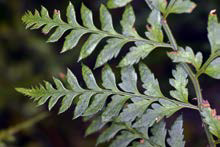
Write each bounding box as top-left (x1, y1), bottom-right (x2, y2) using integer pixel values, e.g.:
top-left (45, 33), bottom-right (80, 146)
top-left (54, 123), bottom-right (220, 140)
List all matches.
top-left (18, 0), bottom-right (220, 146)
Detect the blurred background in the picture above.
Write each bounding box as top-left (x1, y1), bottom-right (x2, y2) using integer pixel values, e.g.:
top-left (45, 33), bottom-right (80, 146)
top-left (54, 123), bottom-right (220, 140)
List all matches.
top-left (0, 0), bottom-right (219, 146)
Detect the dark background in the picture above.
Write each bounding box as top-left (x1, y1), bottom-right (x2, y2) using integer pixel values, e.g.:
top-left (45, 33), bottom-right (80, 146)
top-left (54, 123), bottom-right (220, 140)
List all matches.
top-left (0, 0), bottom-right (219, 146)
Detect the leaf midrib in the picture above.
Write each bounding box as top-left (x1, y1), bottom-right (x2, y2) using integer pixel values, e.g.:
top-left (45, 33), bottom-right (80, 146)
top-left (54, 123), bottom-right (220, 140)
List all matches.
top-left (27, 13), bottom-right (172, 48)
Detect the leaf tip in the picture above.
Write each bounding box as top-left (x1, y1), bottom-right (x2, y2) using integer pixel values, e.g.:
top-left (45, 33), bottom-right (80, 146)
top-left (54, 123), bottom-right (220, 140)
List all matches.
top-left (68, 1), bottom-right (73, 7)
top-left (15, 88), bottom-right (26, 94)
top-left (77, 56), bottom-right (83, 62)
top-left (81, 2), bottom-right (87, 10)
top-left (94, 61), bottom-right (102, 69)
top-left (73, 114), bottom-right (79, 120)
top-left (60, 48), bottom-right (67, 53)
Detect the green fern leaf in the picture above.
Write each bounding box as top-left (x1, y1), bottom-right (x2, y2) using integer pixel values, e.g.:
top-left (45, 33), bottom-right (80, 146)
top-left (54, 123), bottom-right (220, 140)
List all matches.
top-left (168, 47), bottom-right (203, 71)
top-left (145, 9), bottom-right (163, 42)
top-left (79, 34), bottom-right (106, 61)
top-left (146, 0), bottom-right (167, 13)
top-left (100, 4), bottom-right (117, 34)
top-left (131, 142), bottom-right (154, 147)
top-left (16, 85), bottom-right (46, 101)
top-left (167, 0), bottom-right (196, 15)
top-left (48, 78), bottom-right (67, 110)
top-left (131, 121), bottom-right (169, 147)
top-left (95, 38), bottom-right (128, 68)
top-left (17, 64), bottom-right (145, 123)
top-left (139, 62), bottom-right (164, 97)
top-left (37, 82), bottom-right (55, 106)
top-left (107, 0), bottom-right (132, 8)
top-left (167, 115), bottom-right (185, 147)
top-left (169, 65), bottom-right (189, 103)
top-left (67, 68), bottom-right (84, 92)
top-left (82, 64), bottom-right (102, 91)
top-left (81, 3), bottom-right (97, 29)
top-left (59, 93), bottom-right (78, 114)
top-left (66, 2), bottom-right (79, 26)
top-left (16, 63), bottom-right (194, 145)
top-left (201, 105), bottom-right (220, 138)
top-left (146, 0), bottom-right (196, 16)
top-left (150, 120), bottom-right (167, 147)
top-left (22, 2), bottom-right (169, 68)
top-left (116, 100), bottom-right (153, 123)
top-left (74, 91), bottom-right (95, 119)
top-left (96, 123), bottom-right (126, 145)
top-left (62, 29), bottom-right (87, 53)
top-left (119, 66), bottom-right (139, 94)
top-left (208, 10), bottom-right (220, 53)
top-left (101, 64), bottom-right (120, 92)
top-left (109, 131), bottom-right (140, 147)
top-left (120, 5), bottom-right (139, 38)
top-left (133, 99), bottom-right (181, 128)
top-left (16, 63), bottom-right (191, 123)
top-left (119, 42), bottom-right (156, 67)
top-left (119, 8), bottom-right (165, 67)
top-left (102, 95), bottom-right (131, 122)
top-left (83, 93), bottom-right (110, 116)
top-left (205, 58), bottom-right (220, 79)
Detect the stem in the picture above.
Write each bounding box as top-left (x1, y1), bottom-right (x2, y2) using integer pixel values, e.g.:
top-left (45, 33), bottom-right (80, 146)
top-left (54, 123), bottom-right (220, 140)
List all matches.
top-left (82, 89), bottom-right (199, 110)
top-left (196, 51), bottom-right (220, 78)
top-left (144, 0), bottom-right (216, 145)
top-left (161, 15), bottom-right (215, 147)
top-left (111, 90), bottom-right (197, 109)
top-left (161, 19), bottom-right (178, 50)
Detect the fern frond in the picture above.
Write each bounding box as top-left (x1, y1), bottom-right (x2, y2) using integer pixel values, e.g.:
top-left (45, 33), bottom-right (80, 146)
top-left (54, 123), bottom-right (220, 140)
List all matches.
top-left (16, 64), bottom-right (197, 146)
top-left (16, 63), bottom-right (196, 119)
top-left (22, 2), bottom-right (171, 68)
